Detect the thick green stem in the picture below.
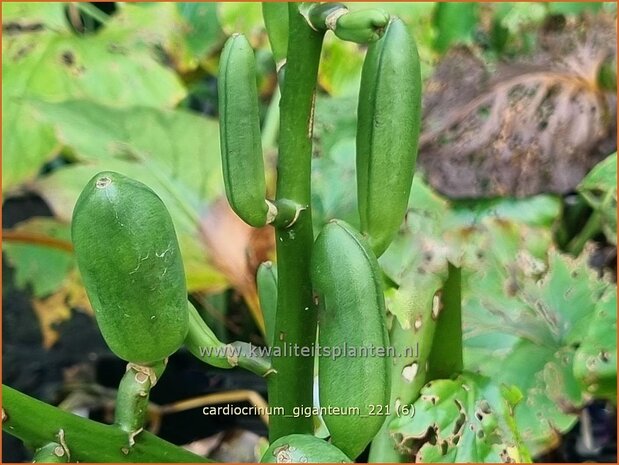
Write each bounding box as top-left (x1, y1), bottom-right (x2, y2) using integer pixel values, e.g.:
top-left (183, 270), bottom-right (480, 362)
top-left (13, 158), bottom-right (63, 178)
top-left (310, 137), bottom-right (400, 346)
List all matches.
top-left (267, 3), bottom-right (324, 441)
top-left (426, 263), bottom-right (463, 380)
top-left (2, 385), bottom-right (210, 462)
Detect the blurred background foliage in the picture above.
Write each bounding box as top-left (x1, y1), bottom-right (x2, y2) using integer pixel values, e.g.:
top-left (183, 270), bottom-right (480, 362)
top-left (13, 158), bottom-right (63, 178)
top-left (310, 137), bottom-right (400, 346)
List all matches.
top-left (2, 2), bottom-right (617, 462)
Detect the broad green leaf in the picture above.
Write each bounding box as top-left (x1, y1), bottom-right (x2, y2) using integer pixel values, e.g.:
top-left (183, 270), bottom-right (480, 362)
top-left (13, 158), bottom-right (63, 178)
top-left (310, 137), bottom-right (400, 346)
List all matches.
top-left (2, 2), bottom-right (68, 30)
top-left (3, 217), bottom-right (73, 297)
top-left (448, 195), bottom-right (561, 229)
top-left (573, 289), bottom-right (617, 400)
top-left (432, 3), bottom-right (478, 53)
top-left (218, 2), bottom-right (264, 37)
top-left (2, 26), bottom-right (185, 192)
top-left (390, 372), bottom-right (530, 462)
top-left (378, 177), bottom-right (613, 455)
top-left (579, 153), bottom-right (617, 198)
top-left (103, 2), bottom-right (224, 71)
top-left (31, 100), bottom-right (223, 202)
top-left (463, 247), bottom-right (614, 455)
top-left (30, 101), bottom-right (226, 292)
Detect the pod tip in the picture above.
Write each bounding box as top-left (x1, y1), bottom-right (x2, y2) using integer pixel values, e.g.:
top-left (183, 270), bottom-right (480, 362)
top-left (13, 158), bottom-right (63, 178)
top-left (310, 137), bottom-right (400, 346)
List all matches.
top-left (95, 176), bottom-right (112, 189)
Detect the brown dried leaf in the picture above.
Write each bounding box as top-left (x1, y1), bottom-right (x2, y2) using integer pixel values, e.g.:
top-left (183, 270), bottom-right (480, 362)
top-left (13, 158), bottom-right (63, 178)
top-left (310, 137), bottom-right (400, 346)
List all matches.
top-left (199, 199), bottom-right (275, 332)
top-left (419, 14), bottom-right (617, 198)
top-left (31, 271), bottom-right (93, 349)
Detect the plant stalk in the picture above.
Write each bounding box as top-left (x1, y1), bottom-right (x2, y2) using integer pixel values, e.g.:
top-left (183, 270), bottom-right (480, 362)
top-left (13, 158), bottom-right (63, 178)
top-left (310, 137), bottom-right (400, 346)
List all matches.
top-left (267, 3), bottom-right (324, 441)
top-left (2, 385), bottom-right (210, 462)
top-left (426, 263), bottom-right (463, 380)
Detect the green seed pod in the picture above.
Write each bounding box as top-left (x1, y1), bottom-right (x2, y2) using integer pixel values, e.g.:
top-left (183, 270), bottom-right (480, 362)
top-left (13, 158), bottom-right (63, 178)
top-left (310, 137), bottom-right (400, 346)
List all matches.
top-left (218, 33), bottom-right (271, 228)
top-left (356, 18), bottom-right (421, 257)
top-left (257, 261), bottom-right (278, 347)
top-left (72, 171), bottom-right (189, 365)
top-left (261, 434), bottom-right (351, 463)
top-left (311, 220), bottom-right (390, 459)
top-left (334, 9), bottom-right (390, 44)
top-left (306, 3), bottom-right (389, 44)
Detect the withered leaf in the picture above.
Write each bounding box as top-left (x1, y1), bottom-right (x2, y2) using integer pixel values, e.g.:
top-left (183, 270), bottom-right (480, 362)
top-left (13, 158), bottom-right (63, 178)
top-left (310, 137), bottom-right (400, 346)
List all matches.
top-left (419, 14), bottom-right (617, 198)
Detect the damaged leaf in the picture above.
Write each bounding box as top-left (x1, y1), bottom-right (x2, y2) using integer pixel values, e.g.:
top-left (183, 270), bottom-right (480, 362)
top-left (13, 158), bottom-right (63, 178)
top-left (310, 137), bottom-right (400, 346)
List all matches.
top-left (2, 217), bottom-right (93, 348)
top-left (573, 289), bottom-right (617, 400)
top-left (464, 245), bottom-right (615, 455)
top-left (390, 372), bottom-right (530, 463)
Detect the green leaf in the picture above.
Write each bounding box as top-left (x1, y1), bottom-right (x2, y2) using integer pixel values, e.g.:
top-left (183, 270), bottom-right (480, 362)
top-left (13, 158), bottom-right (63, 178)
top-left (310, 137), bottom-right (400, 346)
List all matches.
top-left (578, 153), bottom-right (617, 244)
top-left (432, 3), bottom-right (478, 53)
top-left (463, 246), bottom-right (614, 455)
top-left (548, 2), bottom-right (604, 15)
top-left (32, 100), bottom-right (223, 202)
top-left (218, 2), bottom-right (264, 37)
top-left (177, 2), bottom-right (224, 58)
top-left (390, 372), bottom-right (531, 462)
top-left (102, 3), bottom-right (224, 70)
top-left (318, 37), bottom-right (365, 97)
top-left (573, 289), bottom-right (617, 400)
top-left (2, 218), bottom-right (73, 297)
top-left (2, 2), bottom-right (68, 30)
top-left (579, 153), bottom-right (617, 198)
top-left (31, 101), bottom-right (227, 292)
top-left (2, 26), bottom-right (185, 192)
top-left (448, 195), bottom-right (561, 229)
top-left (379, 177), bottom-right (614, 455)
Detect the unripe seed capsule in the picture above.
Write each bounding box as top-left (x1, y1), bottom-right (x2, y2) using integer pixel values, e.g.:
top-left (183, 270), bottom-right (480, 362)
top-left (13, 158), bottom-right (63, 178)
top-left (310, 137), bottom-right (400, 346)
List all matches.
top-left (261, 434), bottom-right (351, 463)
top-left (72, 171), bottom-right (189, 365)
top-left (356, 18), bottom-right (421, 257)
top-left (218, 33), bottom-right (270, 227)
top-left (311, 220), bottom-right (390, 459)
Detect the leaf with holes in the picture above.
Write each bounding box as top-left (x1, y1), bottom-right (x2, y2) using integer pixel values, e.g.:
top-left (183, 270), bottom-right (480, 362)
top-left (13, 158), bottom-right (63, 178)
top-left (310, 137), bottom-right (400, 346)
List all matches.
top-left (573, 289), bottom-right (617, 400)
top-left (390, 372), bottom-right (530, 463)
top-left (463, 245), bottom-right (615, 455)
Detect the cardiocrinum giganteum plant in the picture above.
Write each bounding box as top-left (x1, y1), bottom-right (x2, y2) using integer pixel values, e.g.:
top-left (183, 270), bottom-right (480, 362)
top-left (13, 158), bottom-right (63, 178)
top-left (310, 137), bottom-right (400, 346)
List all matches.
top-left (3, 3), bottom-right (532, 463)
